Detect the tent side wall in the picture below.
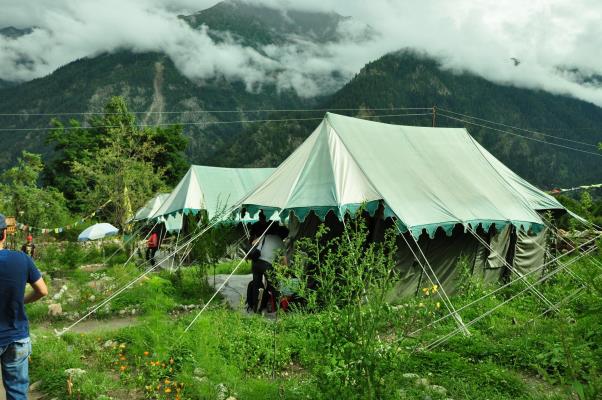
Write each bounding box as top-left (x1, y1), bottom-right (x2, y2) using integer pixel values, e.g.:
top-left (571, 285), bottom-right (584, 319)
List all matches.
top-left (287, 211), bottom-right (550, 302)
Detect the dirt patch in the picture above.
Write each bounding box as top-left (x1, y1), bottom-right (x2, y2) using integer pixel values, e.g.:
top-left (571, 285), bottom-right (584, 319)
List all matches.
top-left (79, 263), bottom-right (106, 273)
top-left (520, 372), bottom-right (567, 399)
top-left (55, 316), bottom-right (139, 335)
top-left (143, 61), bottom-right (165, 125)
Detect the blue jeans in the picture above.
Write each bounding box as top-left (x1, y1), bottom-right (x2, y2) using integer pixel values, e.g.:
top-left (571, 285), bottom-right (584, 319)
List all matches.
top-left (0, 338), bottom-right (31, 400)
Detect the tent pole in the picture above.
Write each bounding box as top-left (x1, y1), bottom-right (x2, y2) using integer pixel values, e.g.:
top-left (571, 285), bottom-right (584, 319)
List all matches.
top-left (171, 227), bottom-right (181, 272)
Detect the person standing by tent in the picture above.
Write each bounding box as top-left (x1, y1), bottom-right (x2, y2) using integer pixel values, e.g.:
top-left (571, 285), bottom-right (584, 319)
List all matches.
top-left (0, 214), bottom-right (48, 400)
top-left (249, 210), bottom-right (268, 243)
top-left (20, 235), bottom-right (35, 259)
top-left (146, 229), bottom-right (159, 266)
top-left (248, 224), bottom-right (288, 313)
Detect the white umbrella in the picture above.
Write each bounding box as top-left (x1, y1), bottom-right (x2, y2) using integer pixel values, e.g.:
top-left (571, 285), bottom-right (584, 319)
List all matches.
top-left (78, 223), bottom-right (119, 241)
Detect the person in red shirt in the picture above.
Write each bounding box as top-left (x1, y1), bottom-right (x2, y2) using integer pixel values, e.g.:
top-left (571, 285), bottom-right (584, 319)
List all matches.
top-left (21, 235), bottom-right (35, 259)
top-left (146, 231), bottom-right (159, 266)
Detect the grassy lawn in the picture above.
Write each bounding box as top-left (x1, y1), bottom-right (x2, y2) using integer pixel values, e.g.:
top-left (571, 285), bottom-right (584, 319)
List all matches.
top-left (23, 244), bottom-right (602, 400)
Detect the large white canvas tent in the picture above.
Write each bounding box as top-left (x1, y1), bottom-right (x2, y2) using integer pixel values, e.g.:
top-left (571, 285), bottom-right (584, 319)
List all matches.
top-left (151, 165), bottom-right (276, 222)
top-left (239, 113), bottom-right (566, 296)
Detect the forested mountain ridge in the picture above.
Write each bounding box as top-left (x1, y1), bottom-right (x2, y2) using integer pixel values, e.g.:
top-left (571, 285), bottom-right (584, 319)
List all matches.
top-left (0, 2), bottom-right (600, 189)
top-left (212, 50), bottom-right (602, 188)
top-left (0, 0), bottom-right (356, 169)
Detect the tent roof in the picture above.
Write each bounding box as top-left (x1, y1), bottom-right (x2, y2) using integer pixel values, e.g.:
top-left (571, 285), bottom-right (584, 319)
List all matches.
top-left (151, 165), bottom-right (276, 220)
top-left (240, 112), bottom-right (564, 238)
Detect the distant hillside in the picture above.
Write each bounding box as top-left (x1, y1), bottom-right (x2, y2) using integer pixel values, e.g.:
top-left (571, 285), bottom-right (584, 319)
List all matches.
top-left (213, 51), bottom-right (602, 188)
top-left (0, 2), bottom-right (600, 189)
top-left (180, 0), bottom-right (373, 47)
top-left (0, 26), bottom-right (34, 38)
top-left (0, 0), bottom-right (361, 169)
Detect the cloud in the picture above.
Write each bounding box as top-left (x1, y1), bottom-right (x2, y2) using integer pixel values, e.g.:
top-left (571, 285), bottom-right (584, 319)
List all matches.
top-left (1, 0), bottom-right (602, 105)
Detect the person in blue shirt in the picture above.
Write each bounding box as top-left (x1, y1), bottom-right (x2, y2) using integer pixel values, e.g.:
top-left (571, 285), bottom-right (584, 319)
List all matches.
top-left (0, 214), bottom-right (48, 400)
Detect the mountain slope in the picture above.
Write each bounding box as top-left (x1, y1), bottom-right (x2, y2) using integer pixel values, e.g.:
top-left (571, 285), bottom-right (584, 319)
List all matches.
top-left (0, 0), bottom-right (363, 169)
top-left (213, 51), bottom-right (602, 188)
top-left (0, 50), bottom-right (312, 168)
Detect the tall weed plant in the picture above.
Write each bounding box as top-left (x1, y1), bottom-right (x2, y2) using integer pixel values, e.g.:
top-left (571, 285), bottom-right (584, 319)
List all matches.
top-left (275, 215), bottom-right (400, 399)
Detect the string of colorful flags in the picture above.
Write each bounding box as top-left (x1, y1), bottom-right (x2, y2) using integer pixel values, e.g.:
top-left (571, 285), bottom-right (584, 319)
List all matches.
top-left (14, 200), bottom-right (112, 234)
top-left (549, 183), bottom-right (602, 194)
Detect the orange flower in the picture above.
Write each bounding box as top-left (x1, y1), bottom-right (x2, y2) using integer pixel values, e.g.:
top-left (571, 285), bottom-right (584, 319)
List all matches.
top-left (143, 351), bottom-right (150, 356)
top-left (165, 379), bottom-right (171, 385)
top-left (165, 388), bottom-right (172, 393)
top-left (120, 356), bottom-right (126, 361)
top-left (120, 365), bottom-right (127, 372)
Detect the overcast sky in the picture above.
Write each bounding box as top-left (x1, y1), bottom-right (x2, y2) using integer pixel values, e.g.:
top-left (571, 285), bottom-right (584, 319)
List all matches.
top-left (1, 0), bottom-right (601, 105)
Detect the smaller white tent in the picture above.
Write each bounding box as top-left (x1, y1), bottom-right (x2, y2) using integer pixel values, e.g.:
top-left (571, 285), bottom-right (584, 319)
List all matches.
top-left (132, 193), bottom-right (170, 221)
top-left (131, 193), bottom-right (183, 232)
top-left (150, 165), bottom-right (276, 222)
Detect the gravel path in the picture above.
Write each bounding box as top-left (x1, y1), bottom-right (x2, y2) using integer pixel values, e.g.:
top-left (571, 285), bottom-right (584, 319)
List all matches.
top-left (209, 273), bottom-right (252, 310)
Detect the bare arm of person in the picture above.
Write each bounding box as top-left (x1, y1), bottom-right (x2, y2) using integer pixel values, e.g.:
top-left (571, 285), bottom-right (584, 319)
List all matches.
top-left (25, 277), bottom-right (48, 304)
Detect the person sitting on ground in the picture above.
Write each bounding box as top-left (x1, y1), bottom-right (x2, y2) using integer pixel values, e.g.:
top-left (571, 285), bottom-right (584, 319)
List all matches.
top-left (20, 235), bottom-right (35, 259)
top-left (249, 224), bottom-right (289, 313)
top-left (0, 214), bottom-right (48, 400)
top-left (146, 230), bottom-right (159, 266)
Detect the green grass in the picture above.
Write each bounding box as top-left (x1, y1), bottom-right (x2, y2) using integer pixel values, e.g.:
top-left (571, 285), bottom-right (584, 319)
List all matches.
top-left (24, 250), bottom-right (602, 400)
top-left (209, 259), bottom-right (252, 275)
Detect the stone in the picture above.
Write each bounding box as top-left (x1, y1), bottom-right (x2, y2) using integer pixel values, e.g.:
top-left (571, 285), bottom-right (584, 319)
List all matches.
top-left (429, 385), bottom-right (447, 395)
top-left (48, 303), bottom-right (63, 317)
top-left (415, 377), bottom-right (430, 387)
top-left (103, 340), bottom-right (116, 348)
top-left (29, 380), bottom-right (43, 391)
top-left (402, 373), bottom-right (419, 379)
top-left (88, 295), bottom-right (96, 302)
top-left (216, 383), bottom-right (228, 400)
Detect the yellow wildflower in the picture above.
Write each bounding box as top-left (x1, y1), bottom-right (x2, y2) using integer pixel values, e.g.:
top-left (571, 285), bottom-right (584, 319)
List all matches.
top-left (436, 302), bottom-right (441, 309)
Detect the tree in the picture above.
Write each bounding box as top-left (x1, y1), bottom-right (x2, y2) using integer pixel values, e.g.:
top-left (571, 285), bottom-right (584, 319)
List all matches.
top-left (69, 97), bottom-right (168, 230)
top-left (152, 125), bottom-right (189, 186)
top-left (44, 118), bottom-right (103, 212)
top-left (45, 96), bottom-right (189, 212)
top-left (0, 151), bottom-right (69, 228)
